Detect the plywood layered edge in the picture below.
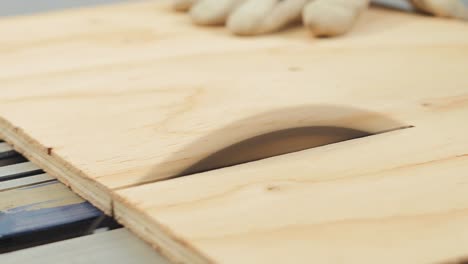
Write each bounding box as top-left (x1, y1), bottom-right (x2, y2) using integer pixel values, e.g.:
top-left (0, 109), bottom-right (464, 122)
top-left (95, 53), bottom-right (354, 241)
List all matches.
top-left (113, 108), bottom-right (468, 263)
top-left (0, 117), bottom-right (112, 213)
top-left (114, 199), bottom-right (212, 264)
top-left (1, 1), bottom-right (468, 263)
top-left (113, 129), bottom-right (416, 264)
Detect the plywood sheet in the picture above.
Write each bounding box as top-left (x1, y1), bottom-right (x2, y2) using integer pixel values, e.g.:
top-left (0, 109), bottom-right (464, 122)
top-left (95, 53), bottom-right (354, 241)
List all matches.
top-left (1, 0), bottom-right (468, 211)
top-left (0, 1), bottom-right (468, 263)
top-left (115, 107), bottom-right (468, 264)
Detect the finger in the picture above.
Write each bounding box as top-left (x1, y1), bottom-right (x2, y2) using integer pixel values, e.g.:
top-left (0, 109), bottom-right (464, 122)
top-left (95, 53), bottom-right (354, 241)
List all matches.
top-left (411, 0), bottom-right (468, 20)
top-left (190, 0), bottom-right (246, 25)
top-left (227, 0), bottom-right (308, 35)
top-left (303, 0), bottom-right (370, 37)
top-left (173, 0), bottom-right (198, 11)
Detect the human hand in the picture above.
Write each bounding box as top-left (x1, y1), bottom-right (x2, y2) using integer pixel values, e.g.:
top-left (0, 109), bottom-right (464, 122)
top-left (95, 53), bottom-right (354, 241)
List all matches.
top-left (173, 0), bottom-right (370, 37)
top-left (172, 0), bottom-right (467, 38)
top-left (411, 0), bottom-right (468, 20)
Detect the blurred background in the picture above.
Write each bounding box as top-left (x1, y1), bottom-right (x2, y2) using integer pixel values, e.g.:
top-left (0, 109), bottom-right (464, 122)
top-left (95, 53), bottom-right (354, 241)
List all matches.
top-left (0, 0), bottom-right (129, 16)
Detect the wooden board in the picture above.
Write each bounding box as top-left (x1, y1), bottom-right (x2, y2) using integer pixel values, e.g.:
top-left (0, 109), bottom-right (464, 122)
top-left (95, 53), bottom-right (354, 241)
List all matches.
top-left (1, 229), bottom-right (169, 264)
top-left (0, 141), bottom-right (152, 259)
top-left (115, 107), bottom-right (468, 264)
top-left (1, 0), bottom-right (468, 211)
top-left (0, 145), bottom-right (110, 252)
top-left (1, 1), bottom-right (468, 263)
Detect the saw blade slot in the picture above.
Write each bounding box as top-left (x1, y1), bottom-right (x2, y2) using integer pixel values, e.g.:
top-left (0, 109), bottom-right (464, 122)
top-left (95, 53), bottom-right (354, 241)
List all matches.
top-left (145, 104), bottom-right (412, 182)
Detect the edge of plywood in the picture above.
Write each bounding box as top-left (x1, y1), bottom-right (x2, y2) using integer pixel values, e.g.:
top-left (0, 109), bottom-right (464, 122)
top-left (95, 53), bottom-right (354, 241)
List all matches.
top-left (0, 116), bottom-right (214, 262)
top-left (0, 117), bottom-right (112, 214)
top-left (113, 196), bottom-right (213, 264)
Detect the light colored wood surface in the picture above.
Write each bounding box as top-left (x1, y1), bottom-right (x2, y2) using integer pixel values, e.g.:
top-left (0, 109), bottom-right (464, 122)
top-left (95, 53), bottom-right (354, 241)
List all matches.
top-left (1, 0), bottom-right (468, 212)
top-left (1, 1), bottom-right (468, 263)
top-left (1, 228), bottom-right (169, 264)
top-left (0, 141), bottom-right (162, 262)
top-left (115, 107), bottom-right (468, 264)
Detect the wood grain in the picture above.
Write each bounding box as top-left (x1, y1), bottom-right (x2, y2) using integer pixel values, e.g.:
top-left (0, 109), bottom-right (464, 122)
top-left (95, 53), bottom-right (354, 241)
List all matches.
top-left (1, 1), bottom-right (468, 212)
top-left (0, 1), bottom-right (468, 263)
top-left (115, 108), bottom-right (468, 264)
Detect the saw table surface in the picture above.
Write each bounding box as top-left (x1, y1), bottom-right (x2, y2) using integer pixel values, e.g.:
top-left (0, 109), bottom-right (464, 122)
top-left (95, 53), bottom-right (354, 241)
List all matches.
top-left (0, 1), bottom-right (468, 263)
